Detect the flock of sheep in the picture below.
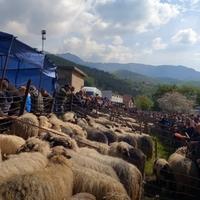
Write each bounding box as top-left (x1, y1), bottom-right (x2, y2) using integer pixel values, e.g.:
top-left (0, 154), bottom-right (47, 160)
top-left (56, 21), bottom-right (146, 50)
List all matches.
top-left (1, 111), bottom-right (198, 199)
top-left (0, 112), bottom-right (154, 200)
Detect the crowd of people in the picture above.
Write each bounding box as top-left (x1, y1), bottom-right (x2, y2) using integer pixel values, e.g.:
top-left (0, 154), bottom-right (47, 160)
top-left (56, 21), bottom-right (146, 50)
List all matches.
top-left (0, 79), bottom-right (114, 117)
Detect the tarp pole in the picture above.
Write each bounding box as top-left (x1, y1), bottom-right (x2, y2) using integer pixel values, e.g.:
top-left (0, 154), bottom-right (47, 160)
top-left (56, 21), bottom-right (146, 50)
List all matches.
top-left (15, 60), bottom-right (21, 87)
top-left (0, 36), bottom-right (15, 89)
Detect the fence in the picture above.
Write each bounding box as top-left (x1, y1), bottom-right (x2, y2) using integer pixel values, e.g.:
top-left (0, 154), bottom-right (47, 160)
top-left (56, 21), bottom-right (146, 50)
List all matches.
top-left (0, 85), bottom-right (200, 200)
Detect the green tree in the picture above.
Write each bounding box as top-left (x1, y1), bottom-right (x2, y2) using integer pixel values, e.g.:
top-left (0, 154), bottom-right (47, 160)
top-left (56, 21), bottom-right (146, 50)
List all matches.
top-left (135, 95), bottom-right (154, 110)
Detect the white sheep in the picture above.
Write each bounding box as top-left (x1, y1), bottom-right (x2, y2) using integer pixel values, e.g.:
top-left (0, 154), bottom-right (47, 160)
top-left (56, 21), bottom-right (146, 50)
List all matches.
top-left (79, 147), bottom-right (143, 200)
top-left (10, 113), bottom-right (39, 139)
top-left (0, 146), bottom-right (73, 200)
top-left (0, 134), bottom-right (25, 159)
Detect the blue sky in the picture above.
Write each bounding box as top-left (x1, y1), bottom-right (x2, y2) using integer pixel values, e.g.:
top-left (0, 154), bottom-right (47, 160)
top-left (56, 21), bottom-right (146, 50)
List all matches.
top-left (1, 0), bottom-right (200, 70)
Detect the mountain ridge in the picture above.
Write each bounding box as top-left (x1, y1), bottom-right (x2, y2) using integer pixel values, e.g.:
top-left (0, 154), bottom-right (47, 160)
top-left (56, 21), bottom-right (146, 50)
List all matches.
top-left (59, 53), bottom-right (200, 81)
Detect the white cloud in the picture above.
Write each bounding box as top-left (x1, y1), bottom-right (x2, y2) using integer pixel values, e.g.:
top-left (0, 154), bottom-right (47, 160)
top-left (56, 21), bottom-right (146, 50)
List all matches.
top-left (171, 28), bottom-right (199, 44)
top-left (112, 36), bottom-right (123, 46)
top-left (4, 21), bottom-right (28, 36)
top-left (62, 36), bottom-right (135, 63)
top-left (152, 37), bottom-right (167, 50)
top-left (95, 0), bottom-right (179, 33)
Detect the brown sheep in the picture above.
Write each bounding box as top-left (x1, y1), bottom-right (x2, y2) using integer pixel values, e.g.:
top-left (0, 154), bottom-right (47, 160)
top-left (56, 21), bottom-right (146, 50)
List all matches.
top-left (80, 147), bottom-right (143, 200)
top-left (10, 113), bottom-right (39, 139)
top-left (72, 165), bottom-right (130, 200)
top-left (71, 193), bottom-right (96, 200)
top-left (0, 146), bottom-right (73, 200)
top-left (0, 134), bottom-right (25, 159)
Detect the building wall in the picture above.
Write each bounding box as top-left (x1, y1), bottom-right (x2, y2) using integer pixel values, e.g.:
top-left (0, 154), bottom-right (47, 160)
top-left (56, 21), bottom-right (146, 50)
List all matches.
top-left (57, 68), bottom-right (72, 87)
top-left (71, 71), bottom-right (84, 92)
top-left (56, 68), bottom-right (84, 92)
top-left (123, 95), bottom-right (134, 108)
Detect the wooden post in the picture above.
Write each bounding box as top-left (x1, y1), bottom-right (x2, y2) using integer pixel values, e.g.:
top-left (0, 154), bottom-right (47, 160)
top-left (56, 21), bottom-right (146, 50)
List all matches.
top-left (70, 92), bottom-right (73, 111)
top-left (140, 121), bottom-right (142, 134)
top-left (19, 79), bottom-right (31, 116)
top-left (154, 137), bottom-right (158, 160)
top-left (1, 36), bottom-right (15, 90)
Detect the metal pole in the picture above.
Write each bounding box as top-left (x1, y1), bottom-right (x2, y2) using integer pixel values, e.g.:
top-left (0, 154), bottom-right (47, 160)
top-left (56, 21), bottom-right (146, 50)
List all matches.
top-left (38, 30), bottom-right (46, 91)
top-left (15, 60), bottom-right (21, 87)
top-left (0, 36), bottom-right (15, 89)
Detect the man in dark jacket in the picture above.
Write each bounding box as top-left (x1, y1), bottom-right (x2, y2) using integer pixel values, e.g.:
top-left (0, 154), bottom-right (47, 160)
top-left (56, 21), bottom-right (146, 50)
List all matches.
top-left (54, 84), bottom-right (71, 114)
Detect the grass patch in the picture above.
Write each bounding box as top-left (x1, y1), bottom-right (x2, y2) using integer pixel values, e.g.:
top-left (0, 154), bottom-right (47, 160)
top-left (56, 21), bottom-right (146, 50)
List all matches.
top-left (145, 136), bottom-right (172, 176)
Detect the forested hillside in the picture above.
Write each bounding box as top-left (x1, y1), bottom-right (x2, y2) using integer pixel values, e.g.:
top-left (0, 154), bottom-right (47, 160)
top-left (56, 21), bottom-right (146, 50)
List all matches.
top-left (47, 54), bottom-right (147, 96)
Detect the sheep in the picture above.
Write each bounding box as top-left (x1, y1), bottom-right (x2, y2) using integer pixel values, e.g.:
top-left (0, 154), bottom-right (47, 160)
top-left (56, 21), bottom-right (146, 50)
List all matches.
top-left (153, 158), bottom-right (173, 188)
top-left (86, 127), bottom-right (108, 144)
top-left (10, 113), bottom-right (39, 139)
top-left (72, 165), bottom-right (130, 200)
top-left (67, 149), bottom-right (119, 180)
top-left (175, 146), bottom-right (187, 156)
top-left (63, 111), bottom-right (76, 122)
top-left (0, 146), bottom-right (73, 200)
top-left (49, 113), bottom-right (87, 138)
top-left (0, 134), bottom-right (25, 159)
top-left (79, 147), bottom-right (143, 200)
top-left (94, 117), bottom-right (115, 127)
top-left (38, 116), bottom-right (52, 129)
top-left (64, 122), bottom-right (87, 138)
top-left (117, 134), bottom-right (137, 148)
top-left (71, 193), bottom-right (96, 200)
top-left (132, 133), bottom-right (153, 160)
top-left (77, 138), bottom-right (145, 174)
top-left (109, 142), bottom-right (146, 175)
top-left (0, 152), bottom-right (48, 183)
top-left (17, 137), bottom-right (51, 156)
top-left (39, 132), bottom-right (78, 151)
top-left (51, 123), bottom-right (62, 132)
top-left (76, 137), bottom-right (109, 154)
top-left (103, 129), bottom-right (118, 144)
top-left (168, 152), bottom-right (200, 196)
top-left (76, 118), bottom-right (88, 129)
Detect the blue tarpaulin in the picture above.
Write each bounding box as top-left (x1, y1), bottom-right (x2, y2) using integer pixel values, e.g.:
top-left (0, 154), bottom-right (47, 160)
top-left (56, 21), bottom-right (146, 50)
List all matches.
top-left (0, 31), bottom-right (56, 93)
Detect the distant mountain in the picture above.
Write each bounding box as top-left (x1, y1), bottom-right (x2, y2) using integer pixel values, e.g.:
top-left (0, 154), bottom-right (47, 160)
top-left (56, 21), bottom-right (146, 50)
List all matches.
top-left (58, 53), bottom-right (85, 65)
top-left (114, 70), bottom-right (157, 84)
top-left (59, 53), bottom-right (200, 82)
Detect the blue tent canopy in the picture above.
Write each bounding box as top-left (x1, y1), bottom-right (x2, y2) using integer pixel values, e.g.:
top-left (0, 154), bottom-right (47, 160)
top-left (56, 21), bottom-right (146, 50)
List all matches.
top-left (0, 31), bottom-right (56, 93)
